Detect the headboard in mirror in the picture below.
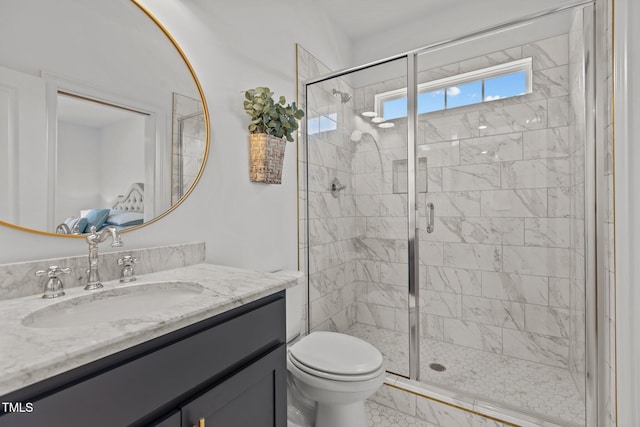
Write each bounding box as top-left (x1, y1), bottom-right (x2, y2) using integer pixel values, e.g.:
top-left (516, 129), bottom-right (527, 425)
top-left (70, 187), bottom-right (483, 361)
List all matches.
top-left (0, 0), bottom-right (209, 236)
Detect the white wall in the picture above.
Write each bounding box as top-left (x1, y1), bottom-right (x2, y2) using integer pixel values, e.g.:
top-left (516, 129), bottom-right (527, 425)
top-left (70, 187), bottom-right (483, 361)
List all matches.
top-left (614, 0), bottom-right (640, 424)
top-left (0, 91), bottom-right (9, 222)
top-left (0, 0), bottom-right (352, 273)
top-left (98, 117), bottom-right (146, 207)
top-left (0, 66), bottom-right (48, 230)
top-left (56, 122), bottom-right (102, 223)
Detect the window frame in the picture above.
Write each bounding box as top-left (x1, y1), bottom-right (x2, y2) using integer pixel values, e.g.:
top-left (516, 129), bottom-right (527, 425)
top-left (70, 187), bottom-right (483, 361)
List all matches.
top-left (374, 57), bottom-right (533, 119)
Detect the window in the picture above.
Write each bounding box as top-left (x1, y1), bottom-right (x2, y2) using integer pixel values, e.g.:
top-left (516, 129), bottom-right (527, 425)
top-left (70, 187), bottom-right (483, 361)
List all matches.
top-left (484, 70), bottom-right (527, 101)
top-left (418, 90), bottom-right (445, 114)
top-left (374, 58), bottom-right (532, 120)
top-left (307, 112), bottom-right (338, 135)
top-left (445, 81), bottom-right (482, 109)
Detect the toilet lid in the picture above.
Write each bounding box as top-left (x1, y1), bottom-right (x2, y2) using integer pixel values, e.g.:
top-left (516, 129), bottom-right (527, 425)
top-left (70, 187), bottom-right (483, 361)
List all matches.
top-left (289, 332), bottom-right (383, 376)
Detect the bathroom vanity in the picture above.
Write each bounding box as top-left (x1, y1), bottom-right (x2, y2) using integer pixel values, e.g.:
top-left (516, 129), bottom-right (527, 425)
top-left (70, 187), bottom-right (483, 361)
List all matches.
top-left (0, 262), bottom-right (295, 427)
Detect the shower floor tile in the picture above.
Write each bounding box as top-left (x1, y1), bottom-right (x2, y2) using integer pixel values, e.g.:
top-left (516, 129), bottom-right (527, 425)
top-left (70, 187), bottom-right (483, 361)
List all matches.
top-left (346, 323), bottom-right (585, 426)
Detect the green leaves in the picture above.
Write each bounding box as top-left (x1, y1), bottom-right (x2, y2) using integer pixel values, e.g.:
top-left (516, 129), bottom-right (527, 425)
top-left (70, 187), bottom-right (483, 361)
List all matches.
top-left (243, 86), bottom-right (305, 142)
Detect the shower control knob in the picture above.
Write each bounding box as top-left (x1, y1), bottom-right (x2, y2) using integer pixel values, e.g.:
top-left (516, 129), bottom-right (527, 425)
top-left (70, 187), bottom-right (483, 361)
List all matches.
top-left (330, 177), bottom-right (347, 198)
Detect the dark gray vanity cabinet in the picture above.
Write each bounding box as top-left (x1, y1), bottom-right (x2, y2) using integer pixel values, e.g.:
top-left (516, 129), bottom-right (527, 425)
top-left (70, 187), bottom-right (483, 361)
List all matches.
top-left (0, 292), bottom-right (286, 427)
top-left (179, 345), bottom-right (286, 427)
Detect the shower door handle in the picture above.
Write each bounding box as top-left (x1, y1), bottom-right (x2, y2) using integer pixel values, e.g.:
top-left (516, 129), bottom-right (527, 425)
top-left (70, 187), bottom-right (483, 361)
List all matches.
top-left (426, 202), bottom-right (434, 233)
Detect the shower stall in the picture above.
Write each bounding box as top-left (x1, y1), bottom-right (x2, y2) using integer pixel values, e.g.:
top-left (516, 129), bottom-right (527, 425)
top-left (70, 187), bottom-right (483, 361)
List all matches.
top-left (171, 93), bottom-right (205, 204)
top-left (299, 3), bottom-right (601, 426)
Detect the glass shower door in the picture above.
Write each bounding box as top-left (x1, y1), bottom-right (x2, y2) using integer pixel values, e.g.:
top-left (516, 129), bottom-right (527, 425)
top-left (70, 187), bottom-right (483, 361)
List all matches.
top-left (414, 7), bottom-right (589, 425)
top-left (304, 57), bottom-right (411, 377)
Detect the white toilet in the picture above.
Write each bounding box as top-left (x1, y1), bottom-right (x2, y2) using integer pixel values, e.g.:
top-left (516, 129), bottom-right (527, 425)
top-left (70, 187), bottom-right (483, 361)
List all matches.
top-left (279, 271), bottom-right (385, 427)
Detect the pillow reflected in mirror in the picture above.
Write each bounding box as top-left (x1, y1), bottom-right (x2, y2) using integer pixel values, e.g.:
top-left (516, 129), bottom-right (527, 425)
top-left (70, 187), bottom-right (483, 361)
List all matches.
top-left (83, 209), bottom-right (111, 232)
top-left (56, 216), bottom-right (89, 234)
top-left (106, 211), bottom-right (144, 227)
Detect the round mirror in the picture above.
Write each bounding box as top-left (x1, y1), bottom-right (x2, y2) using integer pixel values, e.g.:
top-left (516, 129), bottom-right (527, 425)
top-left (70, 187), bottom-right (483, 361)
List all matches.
top-left (0, 0), bottom-right (209, 236)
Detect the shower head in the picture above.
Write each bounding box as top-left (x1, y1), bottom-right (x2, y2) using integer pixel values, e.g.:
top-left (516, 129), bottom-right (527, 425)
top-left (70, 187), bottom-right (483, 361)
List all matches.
top-left (350, 129), bottom-right (378, 142)
top-left (332, 88), bottom-right (352, 103)
top-left (350, 130), bottom-right (363, 142)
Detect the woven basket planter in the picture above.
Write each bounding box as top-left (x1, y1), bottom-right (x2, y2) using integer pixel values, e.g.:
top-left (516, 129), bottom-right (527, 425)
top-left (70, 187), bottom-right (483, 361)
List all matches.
top-left (249, 133), bottom-right (286, 184)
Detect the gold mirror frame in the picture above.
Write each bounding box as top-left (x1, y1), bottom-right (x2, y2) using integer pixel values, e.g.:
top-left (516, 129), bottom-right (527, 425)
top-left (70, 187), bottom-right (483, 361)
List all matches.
top-left (0, 0), bottom-right (210, 238)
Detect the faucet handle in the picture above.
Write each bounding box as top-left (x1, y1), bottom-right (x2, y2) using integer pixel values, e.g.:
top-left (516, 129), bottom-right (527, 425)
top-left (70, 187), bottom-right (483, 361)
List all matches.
top-left (117, 255), bottom-right (137, 266)
top-left (36, 265), bottom-right (71, 279)
top-left (35, 266), bottom-right (70, 298)
top-left (118, 255), bottom-right (137, 283)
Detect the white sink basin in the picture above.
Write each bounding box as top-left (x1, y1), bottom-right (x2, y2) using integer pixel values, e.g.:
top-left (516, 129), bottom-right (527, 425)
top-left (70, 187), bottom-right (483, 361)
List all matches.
top-left (22, 281), bottom-right (204, 328)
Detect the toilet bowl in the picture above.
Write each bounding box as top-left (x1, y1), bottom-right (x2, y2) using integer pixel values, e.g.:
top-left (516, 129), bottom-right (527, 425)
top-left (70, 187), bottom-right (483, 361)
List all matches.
top-left (287, 331), bottom-right (385, 427)
top-left (274, 270), bottom-right (385, 427)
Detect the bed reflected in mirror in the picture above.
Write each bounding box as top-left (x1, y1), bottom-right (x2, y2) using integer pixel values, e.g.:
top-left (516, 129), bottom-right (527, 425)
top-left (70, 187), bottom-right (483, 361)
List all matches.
top-left (55, 94), bottom-right (146, 234)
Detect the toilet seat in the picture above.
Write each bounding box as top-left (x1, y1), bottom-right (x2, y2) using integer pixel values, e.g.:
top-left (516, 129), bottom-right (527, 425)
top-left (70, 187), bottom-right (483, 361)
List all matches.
top-left (288, 332), bottom-right (384, 382)
top-left (289, 353), bottom-right (385, 382)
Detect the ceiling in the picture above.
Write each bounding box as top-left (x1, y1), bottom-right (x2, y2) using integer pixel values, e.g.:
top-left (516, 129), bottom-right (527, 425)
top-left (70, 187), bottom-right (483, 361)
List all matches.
top-left (317, 0), bottom-right (586, 42)
top-left (57, 94), bottom-right (145, 128)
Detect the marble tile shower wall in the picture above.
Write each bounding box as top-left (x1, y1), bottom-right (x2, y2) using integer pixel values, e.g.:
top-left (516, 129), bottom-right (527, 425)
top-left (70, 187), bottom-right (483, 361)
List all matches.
top-left (352, 33), bottom-right (586, 370)
top-left (297, 46), bottom-right (358, 333)
top-left (604, 9), bottom-right (616, 427)
top-left (568, 9), bottom-right (587, 400)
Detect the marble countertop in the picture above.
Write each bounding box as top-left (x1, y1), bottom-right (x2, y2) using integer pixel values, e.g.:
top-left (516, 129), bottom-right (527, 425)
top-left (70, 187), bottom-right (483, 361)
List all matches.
top-left (0, 263), bottom-right (297, 396)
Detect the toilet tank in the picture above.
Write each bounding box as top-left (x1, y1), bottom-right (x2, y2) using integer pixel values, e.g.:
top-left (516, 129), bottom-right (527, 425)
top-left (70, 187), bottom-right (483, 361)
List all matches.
top-left (271, 270), bottom-right (305, 342)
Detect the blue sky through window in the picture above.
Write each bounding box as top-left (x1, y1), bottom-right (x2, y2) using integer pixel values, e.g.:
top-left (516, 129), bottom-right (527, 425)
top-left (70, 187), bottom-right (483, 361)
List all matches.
top-left (446, 81), bottom-right (482, 109)
top-left (307, 113), bottom-right (337, 135)
top-left (418, 90), bottom-right (445, 114)
top-left (384, 90), bottom-right (445, 120)
top-left (383, 97), bottom-right (407, 120)
top-left (484, 71), bottom-right (527, 101)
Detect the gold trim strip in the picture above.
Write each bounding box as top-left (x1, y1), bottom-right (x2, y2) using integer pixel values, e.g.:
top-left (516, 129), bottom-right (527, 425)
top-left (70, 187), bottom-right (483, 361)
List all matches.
top-left (295, 43), bottom-right (300, 271)
top-left (384, 381), bottom-right (521, 427)
top-left (610, 0), bottom-right (618, 424)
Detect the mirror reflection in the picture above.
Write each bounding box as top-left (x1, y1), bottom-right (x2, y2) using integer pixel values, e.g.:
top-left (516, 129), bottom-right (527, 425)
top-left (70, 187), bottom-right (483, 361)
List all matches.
top-left (0, 0), bottom-right (207, 235)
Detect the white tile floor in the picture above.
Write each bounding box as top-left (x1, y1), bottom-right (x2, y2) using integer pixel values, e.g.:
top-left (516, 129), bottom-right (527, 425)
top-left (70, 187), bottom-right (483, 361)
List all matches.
top-left (366, 400), bottom-right (436, 427)
top-left (348, 323), bottom-right (585, 426)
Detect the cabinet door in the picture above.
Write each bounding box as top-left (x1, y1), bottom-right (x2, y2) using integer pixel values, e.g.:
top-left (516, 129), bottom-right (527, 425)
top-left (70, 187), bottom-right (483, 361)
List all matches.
top-left (181, 345), bottom-right (286, 427)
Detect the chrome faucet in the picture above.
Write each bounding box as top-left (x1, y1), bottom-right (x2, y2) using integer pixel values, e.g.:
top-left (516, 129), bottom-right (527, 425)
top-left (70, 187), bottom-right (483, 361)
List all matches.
top-left (85, 226), bottom-right (123, 290)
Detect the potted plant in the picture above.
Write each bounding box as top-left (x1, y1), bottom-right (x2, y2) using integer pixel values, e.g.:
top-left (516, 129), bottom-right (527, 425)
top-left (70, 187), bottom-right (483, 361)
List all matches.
top-left (243, 86), bottom-right (304, 184)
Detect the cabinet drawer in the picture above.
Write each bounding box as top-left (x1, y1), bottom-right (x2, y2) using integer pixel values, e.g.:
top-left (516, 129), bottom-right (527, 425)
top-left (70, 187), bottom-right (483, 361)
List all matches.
top-left (0, 296), bottom-right (285, 427)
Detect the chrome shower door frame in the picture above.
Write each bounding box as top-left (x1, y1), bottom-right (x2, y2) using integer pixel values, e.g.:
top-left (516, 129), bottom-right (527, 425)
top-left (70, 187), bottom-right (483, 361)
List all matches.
top-left (406, 53), bottom-right (420, 380)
